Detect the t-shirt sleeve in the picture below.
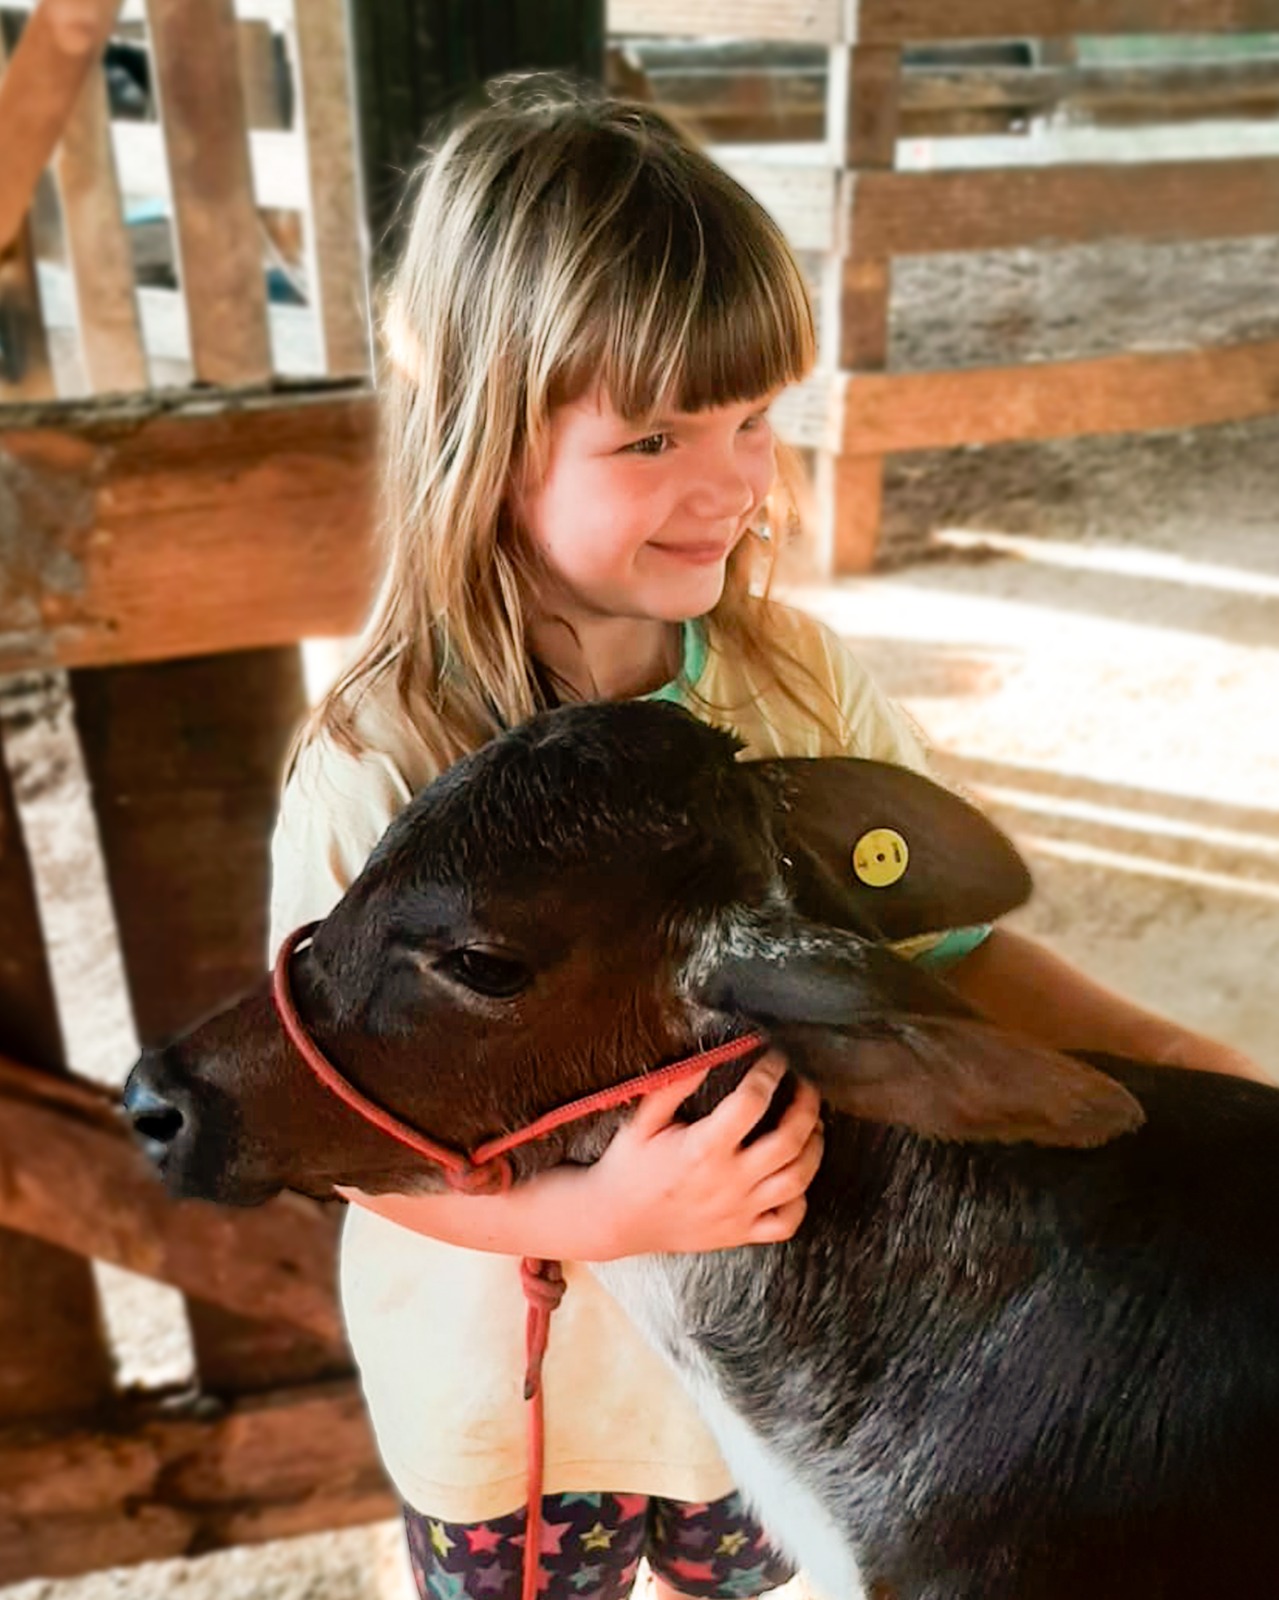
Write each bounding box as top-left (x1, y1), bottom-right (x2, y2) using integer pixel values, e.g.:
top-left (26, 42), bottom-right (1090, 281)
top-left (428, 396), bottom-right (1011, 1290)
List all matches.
top-left (819, 622), bottom-right (992, 971)
top-left (819, 624), bottom-right (933, 774)
top-left (268, 734), bottom-right (416, 964)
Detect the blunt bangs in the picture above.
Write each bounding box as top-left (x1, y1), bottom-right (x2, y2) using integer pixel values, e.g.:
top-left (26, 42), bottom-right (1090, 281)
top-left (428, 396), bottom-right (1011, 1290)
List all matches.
top-left (543, 116), bottom-right (816, 421)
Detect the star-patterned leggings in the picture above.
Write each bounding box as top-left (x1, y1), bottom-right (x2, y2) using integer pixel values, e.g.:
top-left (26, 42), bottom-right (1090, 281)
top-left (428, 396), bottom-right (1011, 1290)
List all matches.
top-left (403, 1490), bottom-right (795, 1600)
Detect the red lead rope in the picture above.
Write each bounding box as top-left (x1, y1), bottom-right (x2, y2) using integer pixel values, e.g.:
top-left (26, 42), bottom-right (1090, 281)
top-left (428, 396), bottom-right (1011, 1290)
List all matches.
top-left (272, 923), bottom-right (766, 1600)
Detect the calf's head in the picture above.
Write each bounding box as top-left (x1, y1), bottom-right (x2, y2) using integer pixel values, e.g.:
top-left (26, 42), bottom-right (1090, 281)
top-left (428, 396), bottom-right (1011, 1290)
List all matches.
top-left (124, 700), bottom-right (1142, 1205)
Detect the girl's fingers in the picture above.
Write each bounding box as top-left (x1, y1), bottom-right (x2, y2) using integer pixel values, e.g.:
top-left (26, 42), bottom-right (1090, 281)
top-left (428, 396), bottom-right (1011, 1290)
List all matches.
top-left (748, 1130), bottom-right (825, 1215)
top-left (738, 1077), bottom-right (824, 1183)
top-left (624, 1067), bottom-right (710, 1137)
top-left (697, 1052), bottom-right (789, 1146)
top-left (748, 1196), bottom-right (808, 1244)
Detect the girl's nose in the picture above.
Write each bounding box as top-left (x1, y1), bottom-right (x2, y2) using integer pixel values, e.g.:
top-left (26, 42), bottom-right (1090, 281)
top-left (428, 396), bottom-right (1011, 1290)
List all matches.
top-left (684, 453), bottom-right (758, 522)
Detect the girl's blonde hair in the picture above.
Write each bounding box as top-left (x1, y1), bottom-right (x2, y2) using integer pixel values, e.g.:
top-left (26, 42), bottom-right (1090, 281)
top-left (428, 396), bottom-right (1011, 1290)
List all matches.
top-left (308, 74), bottom-right (830, 770)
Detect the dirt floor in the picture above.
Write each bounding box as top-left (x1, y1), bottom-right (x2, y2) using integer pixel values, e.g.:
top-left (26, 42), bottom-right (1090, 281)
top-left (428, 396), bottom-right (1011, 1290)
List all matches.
top-left (4, 227), bottom-right (1278, 1595)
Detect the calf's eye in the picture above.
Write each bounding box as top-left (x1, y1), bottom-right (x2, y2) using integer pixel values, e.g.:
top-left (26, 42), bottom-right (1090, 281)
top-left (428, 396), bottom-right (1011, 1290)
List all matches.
top-left (435, 948), bottom-right (531, 999)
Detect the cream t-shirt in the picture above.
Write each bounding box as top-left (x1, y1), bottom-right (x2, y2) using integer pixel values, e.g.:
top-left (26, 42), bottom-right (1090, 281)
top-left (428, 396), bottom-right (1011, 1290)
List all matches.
top-left (269, 603), bottom-right (970, 1520)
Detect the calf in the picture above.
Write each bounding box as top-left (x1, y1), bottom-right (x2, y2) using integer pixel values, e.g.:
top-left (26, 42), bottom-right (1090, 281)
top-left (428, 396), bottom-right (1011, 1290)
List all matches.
top-left (124, 700), bottom-right (1279, 1600)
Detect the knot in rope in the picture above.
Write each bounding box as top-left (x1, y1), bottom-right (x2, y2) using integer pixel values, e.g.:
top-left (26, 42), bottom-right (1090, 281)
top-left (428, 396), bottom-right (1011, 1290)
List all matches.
top-left (520, 1256), bottom-right (568, 1313)
top-left (446, 1157), bottom-right (514, 1196)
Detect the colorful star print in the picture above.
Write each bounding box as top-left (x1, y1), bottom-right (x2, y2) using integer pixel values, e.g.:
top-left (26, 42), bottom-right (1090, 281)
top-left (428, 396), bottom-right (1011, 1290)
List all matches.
top-left (426, 1567), bottom-right (466, 1600)
top-left (471, 1561), bottom-right (508, 1594)
top-left (719, 1563), bottom-right (774, 1596)
top-left (403, 1485), bottom-right (795, 1600)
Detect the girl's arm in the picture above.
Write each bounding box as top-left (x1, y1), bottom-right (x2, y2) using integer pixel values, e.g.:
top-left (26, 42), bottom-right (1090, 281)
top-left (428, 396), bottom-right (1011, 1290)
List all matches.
top-left (340, 1051), bottom-right (825, 1260)
top-left (945, 926), bottom-right (1268, 1083)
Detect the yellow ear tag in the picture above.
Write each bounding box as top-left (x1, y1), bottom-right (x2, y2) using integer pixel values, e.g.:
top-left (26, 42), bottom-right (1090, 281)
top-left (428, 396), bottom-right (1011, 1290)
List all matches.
top-left (852, 827), bottom-right (909, 888)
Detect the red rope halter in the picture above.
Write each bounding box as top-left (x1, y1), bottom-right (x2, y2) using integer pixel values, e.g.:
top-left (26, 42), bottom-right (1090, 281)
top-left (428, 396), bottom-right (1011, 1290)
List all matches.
top-left (272, 922), bottom-right (766, 1600)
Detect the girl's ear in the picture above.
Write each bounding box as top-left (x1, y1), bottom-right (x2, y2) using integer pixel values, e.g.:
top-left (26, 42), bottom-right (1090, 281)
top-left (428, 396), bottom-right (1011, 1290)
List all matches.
top-left (750, 757), bottom-right (1032, 941)
top-left (699, 933), bottom-right (1144, 1149)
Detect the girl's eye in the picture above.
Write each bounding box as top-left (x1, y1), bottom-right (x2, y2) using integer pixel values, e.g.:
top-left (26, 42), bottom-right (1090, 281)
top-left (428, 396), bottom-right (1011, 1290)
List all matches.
top-left (625, 433), bottom-right (671, 457)
top-left (435, 948), bottom-right (531, 999)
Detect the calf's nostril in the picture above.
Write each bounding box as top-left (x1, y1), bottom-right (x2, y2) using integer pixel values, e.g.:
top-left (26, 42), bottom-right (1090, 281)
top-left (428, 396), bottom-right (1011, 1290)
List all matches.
top-left (123, 1061), bottom-right (190, 1149)
top-left (133, 1104), bottom-right (185, 1145)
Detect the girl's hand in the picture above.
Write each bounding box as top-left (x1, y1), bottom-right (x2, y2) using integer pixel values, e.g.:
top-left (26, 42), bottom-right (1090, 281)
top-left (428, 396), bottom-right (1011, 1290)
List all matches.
top-left (589, 1051), bottom-right (825, 1258)
top-left (337, 1052), bottom-right (824, 1261)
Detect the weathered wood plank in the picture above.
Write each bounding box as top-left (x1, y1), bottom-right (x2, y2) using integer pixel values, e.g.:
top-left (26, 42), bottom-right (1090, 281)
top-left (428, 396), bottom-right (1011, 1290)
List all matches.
top-left (144, 0), bottom-right (272, 382)
top-left (0, 738), bottom-right (115, 1422)
top-left (0, 0), bottom-right (123, 255)
top-left (899, 59), bottom-right (1279, 127)
top-left (609, 0), bottom-right (1279, 41)
top-left (292, 0), bottom-right (371, 376)
top-left (71, 650), bottom-right (306, 1043)
top-left (0, 1378), bottom-right (393, 1583)
top-left (0, 384), bottom-right (377, 673)
top-left (840, 338), bottom-right (1279, 454)
top-left (646, 58), bottom-right (1279, 141)
top-left (852, 157), bottom-right (1279, 257)
top-left (609, 0), bottom-right (841, 41)
top-left (856, 0), bottom-right (1279, 42)
top-left (54, 44), bottom-right (148, 393)
top-left (70, 647), bottom-right (353, 1393)
top-left (0, 1050), bottom-right (347, 1348)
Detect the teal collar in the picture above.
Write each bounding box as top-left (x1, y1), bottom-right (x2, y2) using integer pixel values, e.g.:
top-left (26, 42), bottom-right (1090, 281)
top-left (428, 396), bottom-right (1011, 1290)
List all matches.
top-left (643, 619), bottom-right (708, 706)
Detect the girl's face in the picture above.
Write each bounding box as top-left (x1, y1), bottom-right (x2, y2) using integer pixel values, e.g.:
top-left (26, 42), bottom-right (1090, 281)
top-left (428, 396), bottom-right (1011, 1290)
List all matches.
top-left (514, 386), bottom-right (780, 626)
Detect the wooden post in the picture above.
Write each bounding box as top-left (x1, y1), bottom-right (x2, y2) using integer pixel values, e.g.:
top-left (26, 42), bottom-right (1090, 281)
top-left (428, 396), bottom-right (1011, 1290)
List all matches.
top-left (0, 687), bottom-right (115, 1421)
top-left (70, 649), bottom-right (354, 1394)
top-left (143, 0), bottom-right (272, 383)
top-left (54, 48), bottom-right (148, 393)
top-left (821, 40), bottom-right (901, 575)
top-left (291, 0), bottom-right (372, 377)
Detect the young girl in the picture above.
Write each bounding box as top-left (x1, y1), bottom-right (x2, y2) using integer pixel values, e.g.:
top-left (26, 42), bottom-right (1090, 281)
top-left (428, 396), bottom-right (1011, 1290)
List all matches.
top-left (269, 76), bottom-right (1263, 1600)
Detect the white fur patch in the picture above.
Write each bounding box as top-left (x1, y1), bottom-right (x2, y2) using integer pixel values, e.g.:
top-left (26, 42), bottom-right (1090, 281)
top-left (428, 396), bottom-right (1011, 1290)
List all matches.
top-left (591, 1257), bottom-right (867, 1600)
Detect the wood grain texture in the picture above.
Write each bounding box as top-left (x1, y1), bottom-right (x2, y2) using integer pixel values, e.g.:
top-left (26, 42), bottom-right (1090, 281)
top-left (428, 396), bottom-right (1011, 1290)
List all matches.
top-left (0, 1378), bottom-right (392, 1583)
top-left (0, 752), bottom-right (115, 1422)
top-left (841, 339), bottom-right (1279, 454)
top-left (0, 1050), bottom-right (346, 1348)
top-left (0, 384), bottom-right (377, 673)
top-left (609, 0), bottom-right (841, 42)
top-left (610, 0), bottom-right (1279, 41)
top-left (69, 647), bottom-right (354, 1394)
top-left (144, 0), bottom-right (272, 382)
top-left (856, 0), bottom-right (1279, 39)
top-left (292, 0), bottom-right (371, 376)
top-left (852, 157), bottom-right (1279, 257)
top-left (54, 51), bottom-right (148, 393)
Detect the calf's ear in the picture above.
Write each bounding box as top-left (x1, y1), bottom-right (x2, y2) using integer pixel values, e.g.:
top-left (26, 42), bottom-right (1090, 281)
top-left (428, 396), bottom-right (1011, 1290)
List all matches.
top-left (701, 938), bottom-right (1144, 1149)
top-left (751, 757), bottom-right (1032, 942)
